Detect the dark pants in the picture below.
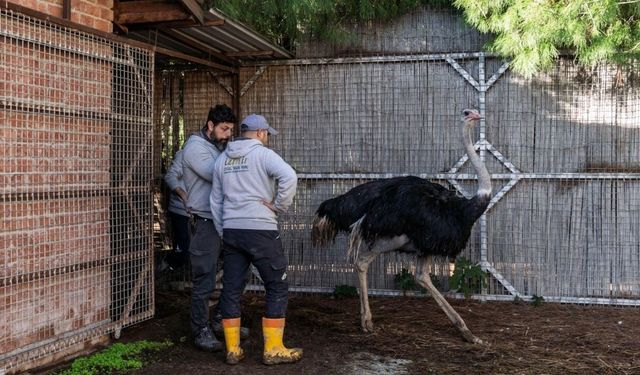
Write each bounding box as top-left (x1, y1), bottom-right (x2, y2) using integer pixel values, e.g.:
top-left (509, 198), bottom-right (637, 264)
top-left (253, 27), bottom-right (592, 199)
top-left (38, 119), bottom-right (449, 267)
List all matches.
top-left (188, 218), bottom-right (221, 334)
top-left (219, 229), bottom-right (289, 319)
top-left (166, 212), bottom-right (190, 269)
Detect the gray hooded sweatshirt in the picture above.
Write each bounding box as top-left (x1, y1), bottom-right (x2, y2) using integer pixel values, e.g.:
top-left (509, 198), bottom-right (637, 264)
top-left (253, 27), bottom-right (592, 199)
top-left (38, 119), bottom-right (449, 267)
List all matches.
top-left (164, 149), bottom-right (188, 217)
top-left (210, 138), bottom-right (297, 236)
top-left (182, 132), bottom-right (224, 219)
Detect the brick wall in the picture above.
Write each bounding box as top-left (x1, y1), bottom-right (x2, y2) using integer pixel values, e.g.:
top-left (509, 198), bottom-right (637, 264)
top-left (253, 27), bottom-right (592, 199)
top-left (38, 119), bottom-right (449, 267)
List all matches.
top-left (0, 8), bottom-right (113, 366)
top-left (5, 0), bottom-right (114, 33)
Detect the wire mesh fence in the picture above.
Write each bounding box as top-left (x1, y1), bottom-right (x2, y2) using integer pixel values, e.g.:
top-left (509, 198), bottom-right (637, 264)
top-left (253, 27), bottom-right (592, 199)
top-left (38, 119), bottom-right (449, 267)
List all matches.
top-left (0, 8), bottom-right (154, 373)
top-left (230, 52), bottom-right (640, 304)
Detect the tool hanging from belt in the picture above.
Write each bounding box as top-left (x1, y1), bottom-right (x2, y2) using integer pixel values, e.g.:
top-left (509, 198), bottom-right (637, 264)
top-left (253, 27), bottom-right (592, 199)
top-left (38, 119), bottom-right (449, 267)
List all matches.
top-left (189, 214), bottom-right (211, 235)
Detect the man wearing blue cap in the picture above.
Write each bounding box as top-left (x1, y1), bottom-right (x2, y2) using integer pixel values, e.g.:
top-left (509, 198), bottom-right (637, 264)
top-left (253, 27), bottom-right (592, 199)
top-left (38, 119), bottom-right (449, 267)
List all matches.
top-left (210, 114), bottom-right (302, 365)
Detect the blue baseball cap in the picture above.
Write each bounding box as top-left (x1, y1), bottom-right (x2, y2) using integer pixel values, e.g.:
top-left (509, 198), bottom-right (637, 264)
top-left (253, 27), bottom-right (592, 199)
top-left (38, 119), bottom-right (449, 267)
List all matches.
top-left (240, 114), bottom-right (279, 135)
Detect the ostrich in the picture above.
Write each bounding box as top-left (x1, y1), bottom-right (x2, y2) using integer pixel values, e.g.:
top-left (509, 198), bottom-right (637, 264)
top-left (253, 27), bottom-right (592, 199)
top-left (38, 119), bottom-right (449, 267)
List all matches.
top-left (312, 109), bottom-right (489, 344)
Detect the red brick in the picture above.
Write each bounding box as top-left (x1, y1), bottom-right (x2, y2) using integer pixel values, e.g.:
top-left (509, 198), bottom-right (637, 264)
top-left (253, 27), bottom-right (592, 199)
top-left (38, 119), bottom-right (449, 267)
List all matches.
top-left (46, 3), bottom-right (64, 18)
top-left (6, 0), bottom-right (37, 10)
top-left (93, 18), bottom-right (112, 33)
top-left (99, 6), bottom-right (113, 22)
top-left (95, 0), bottom-right (113, 8)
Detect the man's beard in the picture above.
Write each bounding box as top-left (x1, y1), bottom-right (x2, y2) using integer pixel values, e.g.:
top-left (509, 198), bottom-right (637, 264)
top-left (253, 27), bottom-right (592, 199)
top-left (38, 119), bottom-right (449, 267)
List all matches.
top-left (213, 137), bottom-right (229, 151)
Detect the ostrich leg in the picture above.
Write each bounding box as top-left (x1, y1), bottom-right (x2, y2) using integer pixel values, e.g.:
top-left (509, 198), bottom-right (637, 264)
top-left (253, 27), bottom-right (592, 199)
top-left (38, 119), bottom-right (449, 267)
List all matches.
top-left (415, 257), bottom-right (483, 344)
top-left (355, 251), bottom-right (378, 332)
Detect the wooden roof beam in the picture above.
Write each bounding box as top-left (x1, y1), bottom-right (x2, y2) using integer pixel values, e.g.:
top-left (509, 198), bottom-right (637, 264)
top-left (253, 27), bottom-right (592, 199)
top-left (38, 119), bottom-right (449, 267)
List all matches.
top-left (63, 0), bottom-right (71, 19)
top-left (126, 18), bottom-right (224, 31)
top-left (178, 0), bottom-right (204, 25)
top-left (154, 45), bottom-right (237, 73)
top-left (159, 29), bottom-right (238, 65)
top-left (115, 1), bottom-right (192, 24)
top-left (225, 50), bottom-right (275, 58)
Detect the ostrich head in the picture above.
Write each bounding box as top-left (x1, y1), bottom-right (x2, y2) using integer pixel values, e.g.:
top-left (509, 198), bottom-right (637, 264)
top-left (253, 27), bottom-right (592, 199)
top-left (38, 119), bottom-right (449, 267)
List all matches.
top-left (462, 108), bottom-right (482, 122)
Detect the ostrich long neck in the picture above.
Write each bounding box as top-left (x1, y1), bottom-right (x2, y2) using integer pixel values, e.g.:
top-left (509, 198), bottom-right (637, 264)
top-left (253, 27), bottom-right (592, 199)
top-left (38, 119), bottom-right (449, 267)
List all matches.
top-left (463, 121), bottom-right (491, 197)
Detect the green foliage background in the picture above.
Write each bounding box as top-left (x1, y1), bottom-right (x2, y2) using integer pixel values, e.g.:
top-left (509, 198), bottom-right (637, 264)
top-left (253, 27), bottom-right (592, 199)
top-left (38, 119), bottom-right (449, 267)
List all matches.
top-left (208, 0), bottom-right (639, 77)
top-left (209, 0), bottom-right (449, 50)
top-left (454, 0), bottom-right (640, 77)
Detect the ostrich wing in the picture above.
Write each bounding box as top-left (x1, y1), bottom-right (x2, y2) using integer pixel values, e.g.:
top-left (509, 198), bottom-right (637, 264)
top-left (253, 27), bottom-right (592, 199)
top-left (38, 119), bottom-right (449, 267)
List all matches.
top-left (315, 176), bottom-right (428, 232)
top-left (312, 176), bottom-right (430, 246)
top-left (359, 182), bottom-right (481, 259)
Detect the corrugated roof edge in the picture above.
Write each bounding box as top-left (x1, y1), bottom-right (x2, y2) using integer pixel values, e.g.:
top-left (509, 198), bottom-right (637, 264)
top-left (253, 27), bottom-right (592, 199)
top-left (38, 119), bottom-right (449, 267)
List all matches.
top-left (207, 8), bottom-right (293, 60)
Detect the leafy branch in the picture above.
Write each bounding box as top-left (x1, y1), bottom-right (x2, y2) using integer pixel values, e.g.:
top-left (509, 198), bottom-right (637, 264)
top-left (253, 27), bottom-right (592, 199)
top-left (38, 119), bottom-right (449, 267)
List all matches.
top-left (449, 257), bottom-right (487, 298)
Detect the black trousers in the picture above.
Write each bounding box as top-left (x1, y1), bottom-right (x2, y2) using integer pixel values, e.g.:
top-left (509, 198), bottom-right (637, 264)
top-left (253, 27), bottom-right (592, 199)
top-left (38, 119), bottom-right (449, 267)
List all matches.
top-left (167, 211), bottom-right (190, 269)
top-left (219, 229), bottom-right (289, 319)
top-left (188, 218), bottom-right (221, 334)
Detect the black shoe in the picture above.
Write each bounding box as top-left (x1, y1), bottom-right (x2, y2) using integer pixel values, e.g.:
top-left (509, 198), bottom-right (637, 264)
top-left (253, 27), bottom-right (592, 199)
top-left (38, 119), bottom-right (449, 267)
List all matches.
top-left (194, 326), bottom-right (223, 352)
top-left (156, 257), bottom-right (174, 273)
top-left (212, 319), bottom-right (250, 340)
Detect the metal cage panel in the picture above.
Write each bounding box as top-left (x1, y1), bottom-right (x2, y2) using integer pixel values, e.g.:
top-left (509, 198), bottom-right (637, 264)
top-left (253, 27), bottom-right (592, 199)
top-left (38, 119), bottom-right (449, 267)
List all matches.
top-left (0, 9), bottom-right (154, 373)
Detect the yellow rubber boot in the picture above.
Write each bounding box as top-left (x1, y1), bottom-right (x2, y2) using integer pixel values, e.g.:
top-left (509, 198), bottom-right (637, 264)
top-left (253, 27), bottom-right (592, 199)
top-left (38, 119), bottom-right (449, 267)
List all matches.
top-left (222, 318), bottom-right (244, 365)
top-left (262, 317), bottom-right (303, 365)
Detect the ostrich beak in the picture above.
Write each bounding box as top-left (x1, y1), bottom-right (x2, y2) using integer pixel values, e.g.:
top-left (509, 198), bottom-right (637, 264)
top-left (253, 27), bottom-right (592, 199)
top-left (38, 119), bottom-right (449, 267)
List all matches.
top-left (468, 112), bottom-right (482, 120)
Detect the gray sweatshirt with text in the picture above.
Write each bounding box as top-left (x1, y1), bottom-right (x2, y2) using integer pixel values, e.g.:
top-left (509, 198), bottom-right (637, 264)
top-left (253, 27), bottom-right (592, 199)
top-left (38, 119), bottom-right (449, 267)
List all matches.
top-left (210, 138), bottom-right (297, 236)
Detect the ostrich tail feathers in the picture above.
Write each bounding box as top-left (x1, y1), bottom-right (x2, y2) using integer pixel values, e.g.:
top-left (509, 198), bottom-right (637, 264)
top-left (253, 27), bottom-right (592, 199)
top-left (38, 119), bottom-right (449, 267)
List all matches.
top-left (347, 216), bottom-right (365, 263)
top-left (311, 215), bottom-right (337, 247)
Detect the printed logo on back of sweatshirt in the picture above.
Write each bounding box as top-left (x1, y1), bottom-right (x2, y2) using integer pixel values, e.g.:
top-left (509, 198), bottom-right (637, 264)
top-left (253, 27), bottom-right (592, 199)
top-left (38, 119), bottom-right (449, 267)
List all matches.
top-left (224, 157), bottom-right (249, 173)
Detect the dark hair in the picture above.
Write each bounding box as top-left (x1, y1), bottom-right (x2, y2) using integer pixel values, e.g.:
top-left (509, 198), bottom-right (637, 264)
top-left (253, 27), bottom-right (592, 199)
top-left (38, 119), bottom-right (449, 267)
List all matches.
top-left (206, 104), bottom-right (236, 126)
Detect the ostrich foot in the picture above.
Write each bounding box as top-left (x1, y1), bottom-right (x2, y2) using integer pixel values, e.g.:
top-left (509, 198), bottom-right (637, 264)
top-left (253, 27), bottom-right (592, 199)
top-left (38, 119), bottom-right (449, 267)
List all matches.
top-left (360, 319), bottom-right (374, 333)
top-left (460, 329), bottom-right (484, 345)
top-left (467, 335), bottom-right (484, 345)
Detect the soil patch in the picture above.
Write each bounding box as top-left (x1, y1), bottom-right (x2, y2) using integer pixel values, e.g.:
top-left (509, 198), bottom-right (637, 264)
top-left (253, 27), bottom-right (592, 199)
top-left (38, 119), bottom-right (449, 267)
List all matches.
top-left (51, 290), bottom-right (640, 374)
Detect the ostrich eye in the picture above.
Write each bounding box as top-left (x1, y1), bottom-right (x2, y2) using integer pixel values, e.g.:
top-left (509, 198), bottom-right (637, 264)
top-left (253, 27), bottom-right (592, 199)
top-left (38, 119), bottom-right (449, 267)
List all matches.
top-left (463, 110), bottom-right (470, 116)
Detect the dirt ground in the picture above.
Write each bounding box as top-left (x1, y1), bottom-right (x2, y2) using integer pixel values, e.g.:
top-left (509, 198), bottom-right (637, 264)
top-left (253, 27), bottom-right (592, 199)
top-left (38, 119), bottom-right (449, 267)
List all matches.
top-left (82, 288), bottom-right (640, 375)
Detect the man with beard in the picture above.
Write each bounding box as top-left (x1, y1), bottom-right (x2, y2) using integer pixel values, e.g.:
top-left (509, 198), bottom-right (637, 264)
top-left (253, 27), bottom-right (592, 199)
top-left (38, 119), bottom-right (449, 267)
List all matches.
top-left (182, 104), bottom-right (235, 352)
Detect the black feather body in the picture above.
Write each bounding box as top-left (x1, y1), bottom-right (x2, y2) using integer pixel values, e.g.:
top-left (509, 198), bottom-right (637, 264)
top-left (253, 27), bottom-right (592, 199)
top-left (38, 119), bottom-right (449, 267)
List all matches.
top-left (316, 176), bottom-right (428, 231)
top-left (360, 182), bottom-right (490, 259)
top-left (312, 176), bottom-right (429, 246)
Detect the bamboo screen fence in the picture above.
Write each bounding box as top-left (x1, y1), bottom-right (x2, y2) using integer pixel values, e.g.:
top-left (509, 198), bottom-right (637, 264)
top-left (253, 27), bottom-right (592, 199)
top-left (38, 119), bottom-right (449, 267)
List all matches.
top-left (0, 9), bottom-right (154, 373)
top-left (237, 55), bottom-right (640, 305)
top-left (231, 6), bottom-right (640, 305)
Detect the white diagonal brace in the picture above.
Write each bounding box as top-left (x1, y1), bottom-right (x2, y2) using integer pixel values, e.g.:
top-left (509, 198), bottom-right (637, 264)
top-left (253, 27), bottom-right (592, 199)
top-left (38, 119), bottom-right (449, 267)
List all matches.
top-left (448, 179), bottom-right (470, 198)
top-left (208, 71), bottom-right (234, 97)
top-left (484, 140), bottom-right (520, 173)
top-left (240, 65), bottom-right (267, 97)
top-left (481, 261), bottom-right (522, 297)
top-left (447, 142), bottom-right (481, 173)
top-left (485, 62), bottom-right (510, 90)
top-left (485, 177), bottom-right (521, 213)
top-left (251, 265), bottom-right (263, 283)
top-left (445, 56), bottom-right (480, 91)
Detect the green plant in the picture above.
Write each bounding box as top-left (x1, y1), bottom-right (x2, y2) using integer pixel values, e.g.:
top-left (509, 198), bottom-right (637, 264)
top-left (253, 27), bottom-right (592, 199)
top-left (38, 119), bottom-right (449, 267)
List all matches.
top-left (531, 294), bottom-right (545, 307)
top-left (333, 284), bottom-right (358, 299)
top-left (449, 257), bottom-right (488, 298)
top-left (58, 340), bottom-right (173, 375)
top-left (394, 268), bottom-right (428, 295)
top-left (512, 295), bottom-right (523, 305)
